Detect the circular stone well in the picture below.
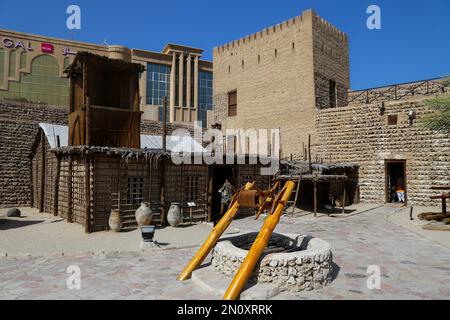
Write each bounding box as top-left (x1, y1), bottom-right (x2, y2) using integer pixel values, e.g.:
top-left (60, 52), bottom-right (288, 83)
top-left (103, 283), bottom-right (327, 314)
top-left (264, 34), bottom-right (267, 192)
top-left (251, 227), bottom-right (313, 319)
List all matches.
top-left (211, 232), bottom-right (333, 292)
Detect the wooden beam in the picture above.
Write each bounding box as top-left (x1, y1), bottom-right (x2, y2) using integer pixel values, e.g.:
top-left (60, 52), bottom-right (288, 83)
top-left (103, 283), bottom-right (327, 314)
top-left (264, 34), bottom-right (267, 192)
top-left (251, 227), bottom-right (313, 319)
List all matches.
top-left (67, 155), bottom-right (73, 223)
top-left (53, 157), bottom-right (60, 216)
top-left (39, 130), bottom-right (45, 213)
top-left (84, 157), bottom-right (91, 233)
top-left (314, 181), bottom-right (317, 217)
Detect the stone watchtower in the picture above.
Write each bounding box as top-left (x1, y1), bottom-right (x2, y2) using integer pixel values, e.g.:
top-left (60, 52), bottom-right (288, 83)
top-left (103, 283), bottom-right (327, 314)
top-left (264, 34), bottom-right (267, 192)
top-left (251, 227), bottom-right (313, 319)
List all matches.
top-left (212, 9), bottom-right (350, 157)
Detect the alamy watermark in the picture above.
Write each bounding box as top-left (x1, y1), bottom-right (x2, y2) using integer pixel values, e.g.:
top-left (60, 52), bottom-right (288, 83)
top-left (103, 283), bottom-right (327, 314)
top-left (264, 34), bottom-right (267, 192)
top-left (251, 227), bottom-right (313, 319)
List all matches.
top-left (66, 5), bottom-right (81, 30)
top-left (366, 265), bottom-right (381, 290)
top-left (367, 5), bottom-right (381, 30)
top-left (66, 265), bottom-right (81, 290)
top-left (170, 122), bottom-right (280, 176)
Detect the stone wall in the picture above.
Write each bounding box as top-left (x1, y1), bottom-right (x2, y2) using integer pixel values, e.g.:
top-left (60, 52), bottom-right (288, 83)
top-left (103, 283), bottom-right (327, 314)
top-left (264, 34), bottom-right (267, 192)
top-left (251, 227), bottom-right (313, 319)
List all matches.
top-left (0, 101), bottom-right (194, 208)
top-left (211, 233), bottom-right (333, 292)
top-left (314, 96), bottom-right (450, 206)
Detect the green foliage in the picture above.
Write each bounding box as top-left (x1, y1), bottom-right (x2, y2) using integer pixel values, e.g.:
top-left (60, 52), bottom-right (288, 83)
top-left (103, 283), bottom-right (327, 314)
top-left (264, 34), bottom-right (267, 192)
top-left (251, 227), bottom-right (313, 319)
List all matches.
top-left (442, 76), bottom-right (450, 88)
top-left (421, 94), bottom-right (450, 132)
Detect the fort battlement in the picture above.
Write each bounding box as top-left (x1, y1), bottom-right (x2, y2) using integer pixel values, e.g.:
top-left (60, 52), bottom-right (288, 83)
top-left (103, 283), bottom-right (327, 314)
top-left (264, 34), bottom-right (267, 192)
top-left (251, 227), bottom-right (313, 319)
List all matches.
top-left (214, 9), bottom-right (347, 55)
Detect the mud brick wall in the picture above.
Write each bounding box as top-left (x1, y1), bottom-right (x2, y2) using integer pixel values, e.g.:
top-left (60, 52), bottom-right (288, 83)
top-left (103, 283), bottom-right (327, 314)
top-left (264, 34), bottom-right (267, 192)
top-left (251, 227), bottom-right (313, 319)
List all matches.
top-left (315, 97), bottom-right (450, 206)
top-left (0, 102), bottom-right (67, 207)
top-left (0, 101), bottom-right (194, 208)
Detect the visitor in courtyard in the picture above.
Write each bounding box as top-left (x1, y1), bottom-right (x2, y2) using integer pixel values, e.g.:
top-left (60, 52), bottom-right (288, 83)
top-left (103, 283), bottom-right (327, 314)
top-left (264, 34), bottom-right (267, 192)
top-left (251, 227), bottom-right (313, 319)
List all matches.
top-left (396, 180), bottom-right (405, 203)
top-left (218, 179), bottom-right (236, 217)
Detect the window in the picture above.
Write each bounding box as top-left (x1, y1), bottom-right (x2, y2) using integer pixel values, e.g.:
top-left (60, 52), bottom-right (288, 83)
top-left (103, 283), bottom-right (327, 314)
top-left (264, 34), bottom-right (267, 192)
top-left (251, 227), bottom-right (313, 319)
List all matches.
top-left (228, 65), bottom-right (231, 74)
top-left (274, 49), bottom-right (278, 58)
top-left (198, 71), bottom-right (213, 127)
top-left (127, 177), bottom-right (143, 205)
top-left (258, 54), bottom-right (260, 64)
top-left (329, 80), bottom-right (337, 108)
top-left (387, 114), bottom-right (398, 125)
top-left (241, 60), bottom-right (244, 68)
top-left (0, 54), bottom-right (69, 106)
top-left (292, 42), bottom-right (295, 51)
top-left (228, 90), bottom-right (237, 117)
top-left (146, 63), bottom-right (170, 121)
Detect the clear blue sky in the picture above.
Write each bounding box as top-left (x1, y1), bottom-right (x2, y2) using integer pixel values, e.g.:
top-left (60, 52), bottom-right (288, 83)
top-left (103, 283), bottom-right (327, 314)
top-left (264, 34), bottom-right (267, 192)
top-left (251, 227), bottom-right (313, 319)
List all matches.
top-left (1, 0), bottom-right (449, 90)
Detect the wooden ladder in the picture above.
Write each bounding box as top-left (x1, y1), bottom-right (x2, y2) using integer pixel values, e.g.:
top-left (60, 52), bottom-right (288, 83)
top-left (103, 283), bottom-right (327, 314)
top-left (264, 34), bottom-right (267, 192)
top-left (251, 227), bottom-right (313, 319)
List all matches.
top-left (285, 176), bottom-right (301, 216)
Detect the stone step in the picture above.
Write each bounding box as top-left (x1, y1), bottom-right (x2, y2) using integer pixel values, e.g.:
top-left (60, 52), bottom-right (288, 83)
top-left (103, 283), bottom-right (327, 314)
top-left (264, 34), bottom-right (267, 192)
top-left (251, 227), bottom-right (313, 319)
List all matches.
top-left (191, 265), bottom-right (280, 300)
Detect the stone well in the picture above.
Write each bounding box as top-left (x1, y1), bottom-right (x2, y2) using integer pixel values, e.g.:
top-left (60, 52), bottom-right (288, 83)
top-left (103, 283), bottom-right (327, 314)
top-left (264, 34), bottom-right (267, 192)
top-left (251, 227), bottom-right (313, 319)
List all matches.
top-left (211, 232), bottom-right (333, 292)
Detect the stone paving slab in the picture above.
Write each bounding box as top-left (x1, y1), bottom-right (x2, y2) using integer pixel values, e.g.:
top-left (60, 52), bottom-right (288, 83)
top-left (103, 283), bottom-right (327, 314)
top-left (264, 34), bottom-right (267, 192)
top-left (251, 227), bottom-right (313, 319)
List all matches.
top-left (0, 206), bottom-right (449, 300)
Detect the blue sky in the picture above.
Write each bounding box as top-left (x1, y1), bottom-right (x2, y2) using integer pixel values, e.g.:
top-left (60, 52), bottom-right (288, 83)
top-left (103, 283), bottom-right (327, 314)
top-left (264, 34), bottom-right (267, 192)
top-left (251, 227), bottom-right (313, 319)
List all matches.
top-left (1, 0), bottom-right (449, 90)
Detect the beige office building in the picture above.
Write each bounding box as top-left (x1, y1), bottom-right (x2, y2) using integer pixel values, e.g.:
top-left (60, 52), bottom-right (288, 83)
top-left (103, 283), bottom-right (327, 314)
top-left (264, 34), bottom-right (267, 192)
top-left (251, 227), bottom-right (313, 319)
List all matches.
top-left (0, 29), bottom-right (212, 125)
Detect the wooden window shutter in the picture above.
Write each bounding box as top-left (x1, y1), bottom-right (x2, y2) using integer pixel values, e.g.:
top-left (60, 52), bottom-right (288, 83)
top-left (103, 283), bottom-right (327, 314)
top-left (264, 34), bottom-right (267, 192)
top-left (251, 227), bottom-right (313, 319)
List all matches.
top-left (228, 91), bottom-right (237, 117)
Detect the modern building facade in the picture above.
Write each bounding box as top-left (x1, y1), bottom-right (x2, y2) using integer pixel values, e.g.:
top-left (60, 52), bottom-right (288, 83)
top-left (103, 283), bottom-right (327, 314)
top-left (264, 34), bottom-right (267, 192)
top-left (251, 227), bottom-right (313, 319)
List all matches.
top-left (0, 29), bottom-right (213, 126)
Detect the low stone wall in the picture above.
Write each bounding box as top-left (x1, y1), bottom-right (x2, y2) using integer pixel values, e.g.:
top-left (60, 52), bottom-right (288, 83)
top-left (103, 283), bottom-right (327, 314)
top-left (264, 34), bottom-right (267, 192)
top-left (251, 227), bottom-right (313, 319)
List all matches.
top-left (211, 232), bottom-right (333, 292)
top-left (315, 96), bottom-right (450, 206)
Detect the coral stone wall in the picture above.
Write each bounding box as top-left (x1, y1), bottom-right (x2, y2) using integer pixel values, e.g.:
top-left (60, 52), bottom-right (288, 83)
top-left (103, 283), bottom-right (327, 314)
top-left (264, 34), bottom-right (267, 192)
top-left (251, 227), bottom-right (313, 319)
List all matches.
top-left (212, 233), bottom-right (333, 292)
top-left (315, 97), bottom-right (450, 205)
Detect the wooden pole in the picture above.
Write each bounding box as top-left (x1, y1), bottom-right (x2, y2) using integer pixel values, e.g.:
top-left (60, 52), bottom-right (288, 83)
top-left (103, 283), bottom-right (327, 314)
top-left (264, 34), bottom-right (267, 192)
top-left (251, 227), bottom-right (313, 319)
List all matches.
top-left (86, 97), bottom-right (91, 146)
top-left (314, 180), bottom-right (317, 217)
top-left (162, 96), bottom-right (167, 152)
top-left (39, 130), bottom-right (46, 213)
top-left (207, 166), bottom-right (213, 222)
top-left (178, 182), bottom-right (255, 281)
top-left (308, 134), bottom-right (312, 173)
top-left (84, 157), bottom-right (91, 233)
top-left (53, 157), bottom-right (60, 216)
top-left (342, 183), bottom-right (346, 214)
top-left (223, 181), bottom-right (296, 300)
top-left (67, 155), bottom-right (73, 223)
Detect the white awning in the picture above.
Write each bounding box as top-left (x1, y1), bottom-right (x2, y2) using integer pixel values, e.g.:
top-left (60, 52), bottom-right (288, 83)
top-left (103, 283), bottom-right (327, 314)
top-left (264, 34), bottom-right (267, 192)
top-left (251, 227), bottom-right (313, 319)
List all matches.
top-left (38, 123), bottom-right (205, 153)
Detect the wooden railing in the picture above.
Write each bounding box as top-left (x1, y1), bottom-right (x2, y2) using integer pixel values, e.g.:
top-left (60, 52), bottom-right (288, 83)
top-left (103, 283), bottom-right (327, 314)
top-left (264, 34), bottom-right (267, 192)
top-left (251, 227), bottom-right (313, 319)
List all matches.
top-left (347, 78), bottom-right (447, 106)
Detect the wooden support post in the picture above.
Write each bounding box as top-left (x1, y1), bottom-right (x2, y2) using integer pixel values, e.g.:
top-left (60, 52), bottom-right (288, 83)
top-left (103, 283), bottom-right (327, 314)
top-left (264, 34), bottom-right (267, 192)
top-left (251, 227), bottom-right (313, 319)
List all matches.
top-left (442, 197), bottom-right (447, 216)
top-left (207, 166), bottom-right (213, 222)
top-left (162, 96), bottom-right (167, 152)
top-left (160, 161), bottom-right (166, 227)
top-left (342, 184), bottom-right (346, 214)
top-left (67, 155), bottom-right (73, 223)
top-left (86, 97), bottom-right (91, 146)
top-left (84, 158), bottom-right (91, 233)
top-left (314, 180), bottom-right (317, 217)
top-left (53, 157), bottom-right (60, 216)
top-left (308, 134), bottom-right (312, 173)
top-left (39, 130), bottom-right (46, 213)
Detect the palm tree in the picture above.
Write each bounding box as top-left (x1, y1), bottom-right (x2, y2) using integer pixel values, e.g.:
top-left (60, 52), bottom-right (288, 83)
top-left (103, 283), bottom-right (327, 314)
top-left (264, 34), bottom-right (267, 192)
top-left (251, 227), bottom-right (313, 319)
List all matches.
top-left (421, 77), bottom-right (450, 133)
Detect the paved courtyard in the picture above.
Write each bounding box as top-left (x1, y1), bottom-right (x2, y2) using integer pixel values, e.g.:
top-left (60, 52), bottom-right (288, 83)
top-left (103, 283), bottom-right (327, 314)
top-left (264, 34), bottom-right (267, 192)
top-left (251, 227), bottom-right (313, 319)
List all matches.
top-left (0, 206), bottom-right (449, 300)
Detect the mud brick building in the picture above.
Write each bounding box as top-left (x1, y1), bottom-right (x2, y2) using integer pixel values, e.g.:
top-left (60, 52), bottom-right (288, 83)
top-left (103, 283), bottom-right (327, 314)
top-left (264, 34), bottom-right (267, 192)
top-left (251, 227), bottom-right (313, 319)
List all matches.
top-left (212, 9), bottom-right (450, 206)
top-left (0, 101), bottom-right (194, 208)
top-left (212, 9), bottom-right (350, 156)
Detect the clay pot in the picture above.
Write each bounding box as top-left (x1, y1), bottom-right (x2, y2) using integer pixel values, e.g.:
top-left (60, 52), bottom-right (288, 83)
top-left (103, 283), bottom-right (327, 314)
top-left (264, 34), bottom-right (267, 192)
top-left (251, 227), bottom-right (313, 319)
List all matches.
top-left (109, 209), bottom-right (122, 232)
top-left (167, 202), bottom-right (182, 227)
top-left (135, 202), bottom-right (153, 227)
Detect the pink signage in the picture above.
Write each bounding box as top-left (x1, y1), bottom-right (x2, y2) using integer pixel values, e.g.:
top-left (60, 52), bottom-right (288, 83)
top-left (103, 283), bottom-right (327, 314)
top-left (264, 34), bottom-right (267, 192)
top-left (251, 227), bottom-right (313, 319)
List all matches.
top-left (41, 43), bottom-right (54, 54)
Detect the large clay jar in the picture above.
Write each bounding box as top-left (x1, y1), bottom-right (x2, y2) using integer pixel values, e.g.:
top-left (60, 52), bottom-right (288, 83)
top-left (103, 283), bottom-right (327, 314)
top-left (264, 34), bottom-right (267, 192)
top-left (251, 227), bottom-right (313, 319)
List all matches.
top-left (109, 209), bottom-right (122, 232)
top-left (167, 202), bottom-right (182, 227)
top-left (135, 202), bottom-right (153, 227)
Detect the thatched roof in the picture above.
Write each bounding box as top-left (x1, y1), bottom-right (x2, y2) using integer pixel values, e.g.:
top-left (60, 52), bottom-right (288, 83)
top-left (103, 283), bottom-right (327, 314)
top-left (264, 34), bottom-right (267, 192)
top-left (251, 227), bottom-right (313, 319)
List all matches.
top-left (51, 146), bottom-right (169, 166)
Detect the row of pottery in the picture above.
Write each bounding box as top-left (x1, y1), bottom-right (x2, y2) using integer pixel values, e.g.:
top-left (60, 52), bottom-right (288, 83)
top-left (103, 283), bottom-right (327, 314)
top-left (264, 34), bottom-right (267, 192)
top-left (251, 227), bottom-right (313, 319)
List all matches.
top-left (108, 202), bottom-right (182, 232)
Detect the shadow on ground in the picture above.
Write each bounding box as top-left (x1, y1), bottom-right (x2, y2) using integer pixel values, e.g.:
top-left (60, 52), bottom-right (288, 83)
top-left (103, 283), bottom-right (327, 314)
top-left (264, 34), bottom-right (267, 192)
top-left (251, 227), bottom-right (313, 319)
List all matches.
top-left (0, 219), bottom-right (43, 230)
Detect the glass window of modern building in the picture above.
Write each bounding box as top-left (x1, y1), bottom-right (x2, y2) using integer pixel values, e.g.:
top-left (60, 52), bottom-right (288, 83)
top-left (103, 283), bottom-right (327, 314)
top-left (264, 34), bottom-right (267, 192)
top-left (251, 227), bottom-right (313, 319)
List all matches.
top-left (198, 70), bottom-right (213, 127)
top-left (0, 54), bottom-right (69, 106)
top-left (146, 63), bottom-right (170, 121)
